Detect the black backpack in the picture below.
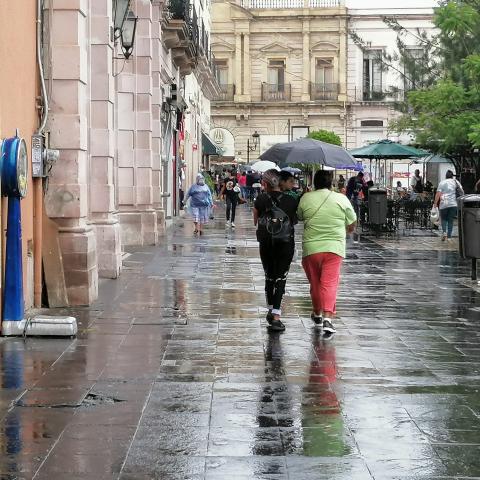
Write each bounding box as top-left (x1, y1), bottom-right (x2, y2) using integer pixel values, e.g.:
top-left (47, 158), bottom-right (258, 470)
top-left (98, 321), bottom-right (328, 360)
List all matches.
top-left (257, 194), bottom-right (293, 243)
top-left (414, 178), bottom-right (424, 193)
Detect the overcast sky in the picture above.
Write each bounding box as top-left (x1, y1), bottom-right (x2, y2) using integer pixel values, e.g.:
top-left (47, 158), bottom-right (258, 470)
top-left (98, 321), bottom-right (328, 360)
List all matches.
top-left (345, 0), bottom-right (439, 8)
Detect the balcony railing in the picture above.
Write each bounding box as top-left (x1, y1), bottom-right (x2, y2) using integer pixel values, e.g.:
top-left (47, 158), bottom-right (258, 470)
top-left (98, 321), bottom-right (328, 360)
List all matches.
top-left (167, 0), bottom-right (190, 20)
top-left (241, 0), bottom-right (340, 8)
top-left (361, 89), bottom-right (405, 102)
top-left (310, 82), bottom-right (338, 101)
top-left (163, 0), bottom-right (199, 75)
top-left (261, 83), bottom-right (291, 101)
top-left (214, 84), bottom-right (235, 101)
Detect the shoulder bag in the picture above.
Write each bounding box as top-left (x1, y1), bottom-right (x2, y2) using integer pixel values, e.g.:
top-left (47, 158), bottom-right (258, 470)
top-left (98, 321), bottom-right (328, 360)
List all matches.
top-left (304, 191), bottom-right (332, 228)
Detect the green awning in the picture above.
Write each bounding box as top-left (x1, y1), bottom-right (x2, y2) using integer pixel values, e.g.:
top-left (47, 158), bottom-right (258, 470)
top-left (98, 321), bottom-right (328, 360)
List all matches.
top-left (202, 133), bottom-right (220, 155)
top-left (349, 140), bottom-right (428, 159)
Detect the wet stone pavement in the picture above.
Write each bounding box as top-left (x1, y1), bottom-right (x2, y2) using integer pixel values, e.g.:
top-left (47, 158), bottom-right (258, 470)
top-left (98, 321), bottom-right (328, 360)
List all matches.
top-left (1, 206), bottom-right (480, 479)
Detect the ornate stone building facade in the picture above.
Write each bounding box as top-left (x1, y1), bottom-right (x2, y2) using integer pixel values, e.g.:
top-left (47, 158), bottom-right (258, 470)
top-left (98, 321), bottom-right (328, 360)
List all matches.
top-left (211, 0), bottom-right (348, 160)
top-left (43, 0), bottom-right (218, 305)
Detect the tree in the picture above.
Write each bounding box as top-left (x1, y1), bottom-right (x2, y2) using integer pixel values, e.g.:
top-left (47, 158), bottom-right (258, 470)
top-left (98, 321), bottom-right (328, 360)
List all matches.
top-left (391, 1), bottom-right (480, 182)
top-left (307, 129), bottom-right (342, 146)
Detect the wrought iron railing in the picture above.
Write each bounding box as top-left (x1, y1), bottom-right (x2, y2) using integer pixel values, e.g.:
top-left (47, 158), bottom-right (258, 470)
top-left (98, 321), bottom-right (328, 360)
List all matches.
top-left (166, 0), bottom-right (190, 20)
top-left (360, 88), bottom-right (405, 102)
top-left (214, 84), bottom-right (235, 101)
top-left (309, 82), bottom-right (338, 101)
top-left (241, 0), bottom-right (340, 8)
top-left (261, 83), bottom-right (291, 101)
top-left (190, 7), bottom-right (199, 50)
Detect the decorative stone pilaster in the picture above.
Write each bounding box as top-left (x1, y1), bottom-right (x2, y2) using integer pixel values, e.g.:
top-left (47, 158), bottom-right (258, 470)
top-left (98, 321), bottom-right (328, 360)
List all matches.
top-left (302, 19), bottom-right (310, 102)
top-left (116, 0), bottom-right (158, 245)
top-left (45, 0), bottom-right (98, 305)
top-left (90, 0), bottom-right (122, 278)
top-left (244, 32), bottom-right (251, 101)
top-left (338, 16), bottom-right (347, 102)
top-left (233, 31), bottom-right (242, 101)
top-left (152, 3), bottom-right (166, 235)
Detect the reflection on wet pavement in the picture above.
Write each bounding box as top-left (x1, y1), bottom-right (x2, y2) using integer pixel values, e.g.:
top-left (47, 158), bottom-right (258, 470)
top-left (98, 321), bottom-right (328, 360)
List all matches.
top-left (0, 206), bottom-right (479, 479)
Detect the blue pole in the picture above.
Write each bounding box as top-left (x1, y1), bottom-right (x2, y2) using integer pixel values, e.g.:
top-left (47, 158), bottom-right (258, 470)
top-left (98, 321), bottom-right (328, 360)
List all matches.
top-left (3, 196), bottom-right (24, 322)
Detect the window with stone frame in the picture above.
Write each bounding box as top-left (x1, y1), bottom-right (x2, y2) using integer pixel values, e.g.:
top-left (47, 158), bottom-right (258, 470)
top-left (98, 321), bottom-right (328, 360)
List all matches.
top-left (268, 59), bottom-right (285, 92)
top-left (403, 48), bottom-right (424, 92)
top-left (363, 49), bottom-right (383, 100)
top-left (215, 59), bottom-right (228, 87)
top-left (315, 58), bottom-right (334, 85)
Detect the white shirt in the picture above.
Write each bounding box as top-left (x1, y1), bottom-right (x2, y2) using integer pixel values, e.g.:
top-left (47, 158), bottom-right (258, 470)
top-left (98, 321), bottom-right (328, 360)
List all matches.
top-left (437, 178), bottom-right (462, 209)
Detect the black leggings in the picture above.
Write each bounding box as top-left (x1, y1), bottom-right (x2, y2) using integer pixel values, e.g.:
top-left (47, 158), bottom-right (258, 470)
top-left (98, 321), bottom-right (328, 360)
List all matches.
top-left (259, 240), bottom-right (295, 311)
top-left (226, 197), bottom-right (237, 222)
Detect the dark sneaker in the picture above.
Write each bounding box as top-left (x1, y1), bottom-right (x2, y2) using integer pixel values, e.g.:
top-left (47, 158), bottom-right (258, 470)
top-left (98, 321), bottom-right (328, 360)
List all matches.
top-left (266, 311), bottom-right (274, 325)
top-left (310, 312), bottom-right (323, 325)
top-left (322, 319), bottom-right (336, 339)
top-left (269, 319), bottom-right (286, 332)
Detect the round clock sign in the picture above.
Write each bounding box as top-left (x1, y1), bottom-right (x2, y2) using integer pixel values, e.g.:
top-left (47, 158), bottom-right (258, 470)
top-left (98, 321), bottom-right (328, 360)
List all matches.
top-left (1, 134), bottom-right (28, 198)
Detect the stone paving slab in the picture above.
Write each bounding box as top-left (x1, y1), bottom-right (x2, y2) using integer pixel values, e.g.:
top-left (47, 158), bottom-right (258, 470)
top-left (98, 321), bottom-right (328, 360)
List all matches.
top-left (0, 205), bottom-right (479, 478)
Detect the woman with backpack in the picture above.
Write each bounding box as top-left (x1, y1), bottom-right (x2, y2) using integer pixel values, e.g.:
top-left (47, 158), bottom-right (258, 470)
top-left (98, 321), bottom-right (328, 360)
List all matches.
top-left (297, 170), bottom-right (357, 338)
top-left (253, 169), bottom-right (298, 332)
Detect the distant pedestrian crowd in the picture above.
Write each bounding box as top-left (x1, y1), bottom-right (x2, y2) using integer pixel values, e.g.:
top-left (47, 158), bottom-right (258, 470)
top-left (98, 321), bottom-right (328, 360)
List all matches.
top-left (184, 165), bottom-right (480, 338)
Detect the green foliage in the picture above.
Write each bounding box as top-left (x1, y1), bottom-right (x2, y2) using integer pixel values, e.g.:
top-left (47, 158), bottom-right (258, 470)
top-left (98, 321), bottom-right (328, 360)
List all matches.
top-left (203, 172), bottom-right (215, 193)
top-left (307, 130), bottom-right (342, 146)
top-left (388, 1), bottom-right (480, 178)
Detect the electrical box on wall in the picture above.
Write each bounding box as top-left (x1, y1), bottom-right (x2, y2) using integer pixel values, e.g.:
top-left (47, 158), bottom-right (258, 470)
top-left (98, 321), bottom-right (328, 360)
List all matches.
top-left (31, 134), bottom-right (44, 177)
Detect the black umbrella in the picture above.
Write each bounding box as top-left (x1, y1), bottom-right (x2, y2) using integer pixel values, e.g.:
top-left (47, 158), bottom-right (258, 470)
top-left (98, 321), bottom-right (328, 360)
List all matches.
top-left (259, 138), bottom-right (357, 169)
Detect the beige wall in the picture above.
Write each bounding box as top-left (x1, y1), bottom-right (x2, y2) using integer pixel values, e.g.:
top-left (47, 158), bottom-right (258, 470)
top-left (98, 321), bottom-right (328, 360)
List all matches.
top-left (0, 0), bottom-right (38, 310)
top-left (211, 2), bottom-right (348, 155)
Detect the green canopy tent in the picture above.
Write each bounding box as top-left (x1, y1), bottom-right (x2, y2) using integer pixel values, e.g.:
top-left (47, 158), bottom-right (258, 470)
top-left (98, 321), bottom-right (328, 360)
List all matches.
top-left (348, 140), bottom-right (428, 187)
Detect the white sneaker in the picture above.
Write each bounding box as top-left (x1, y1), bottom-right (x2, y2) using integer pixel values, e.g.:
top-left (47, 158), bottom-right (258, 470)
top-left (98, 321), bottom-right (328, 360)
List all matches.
top-left (226, 221), bottom-right (230, 228)
top-left (231, 222), bottom-right (235, 228)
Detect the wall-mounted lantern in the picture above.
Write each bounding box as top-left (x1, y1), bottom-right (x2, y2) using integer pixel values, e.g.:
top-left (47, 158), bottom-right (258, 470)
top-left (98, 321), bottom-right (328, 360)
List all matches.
top-left (121, 10), bottom-right (138, 60)
top-left (113, 0), bottom-right (131, 40)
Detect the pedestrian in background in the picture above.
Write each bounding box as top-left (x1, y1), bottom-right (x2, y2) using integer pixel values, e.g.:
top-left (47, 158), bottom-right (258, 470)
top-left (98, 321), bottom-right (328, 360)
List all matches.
top-left (297, 170), bottom-right (357, 338)
top-left (346, 171), bottom-right (365, 217)
top-left (279, 171), bottom-right (300, 200)
top-left (411, 169), bottom-right (424, 194)
top-left (185, 173), bottom-right (213, 236)
top-left (239, 171), bottom-right (248, 201)
top-left (434, 170), bottom-right (464, 241)
top-left (221, 171), bottom-right (239, 228)
top-left (254, 169), bottom-right (298, 332)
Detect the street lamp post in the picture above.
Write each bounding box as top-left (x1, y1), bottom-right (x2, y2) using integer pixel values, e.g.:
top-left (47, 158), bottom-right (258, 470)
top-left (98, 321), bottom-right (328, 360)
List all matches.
top-left (246, 131), bottom-right (260, 165)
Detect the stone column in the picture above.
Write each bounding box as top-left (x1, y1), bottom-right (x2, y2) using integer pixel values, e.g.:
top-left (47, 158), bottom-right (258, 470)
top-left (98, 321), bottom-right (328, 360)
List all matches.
top-left (302, 19), bottom-right (310, 102)
top-left (90, 0), bottom-right (122, 278)
top-left (243, 32), bottom-right (251, 101)
top-left (338, 15), bottom-right (347, 102)
top-left (45, 0), bottom-right (98, 305)
top-left (151, 3), bottom-right (165, 235)
top-left (117, 0), bottom-right (158, 245)
top-left (233, 31), bottom-right (242, 101)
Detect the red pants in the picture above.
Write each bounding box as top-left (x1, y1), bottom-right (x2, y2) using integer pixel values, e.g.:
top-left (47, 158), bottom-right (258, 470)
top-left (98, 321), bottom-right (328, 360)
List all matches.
top-left (302, 252), bottom-right (343, 315)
